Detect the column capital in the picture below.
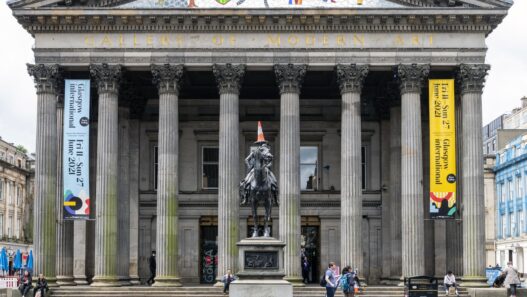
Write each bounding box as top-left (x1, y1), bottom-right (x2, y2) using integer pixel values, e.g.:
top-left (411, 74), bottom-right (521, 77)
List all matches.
top-left (395, 64), bottom-right (430, 95)
top-left (27, 63), bottom-right (61, 95)
top-left (212, 63), bottom-right (246, 95)
top-left (90, 63), bottom-right (122, 95)
top-left (336, 64), bottom-right (369, 94)
top-left (456, 64), bottom-right (490, 95)
top-left (151, 64), bottom-right (184, 95)
top-left (274, 64), bottom-right (307, 95)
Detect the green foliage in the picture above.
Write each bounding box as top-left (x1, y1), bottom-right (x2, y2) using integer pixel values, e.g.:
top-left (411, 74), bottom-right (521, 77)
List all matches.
top-left (15, 145), bottom-right (28, 154)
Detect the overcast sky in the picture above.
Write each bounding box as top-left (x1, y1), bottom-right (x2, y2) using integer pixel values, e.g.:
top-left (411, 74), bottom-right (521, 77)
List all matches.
top-left (0, 1), bottom-right (526, 153)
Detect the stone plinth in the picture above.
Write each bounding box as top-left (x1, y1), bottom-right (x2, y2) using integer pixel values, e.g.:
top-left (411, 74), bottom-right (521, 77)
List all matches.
top-left (231, 238), bottom-right (292, 297)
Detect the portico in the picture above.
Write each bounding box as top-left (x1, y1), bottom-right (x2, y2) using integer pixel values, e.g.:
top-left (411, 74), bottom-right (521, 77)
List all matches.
top-left (11, 0), bottom-right (511, 288)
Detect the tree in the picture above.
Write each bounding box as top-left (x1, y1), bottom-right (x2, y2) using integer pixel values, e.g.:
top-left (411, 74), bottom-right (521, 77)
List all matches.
top-left (15, 145), bottom-right (27, 154)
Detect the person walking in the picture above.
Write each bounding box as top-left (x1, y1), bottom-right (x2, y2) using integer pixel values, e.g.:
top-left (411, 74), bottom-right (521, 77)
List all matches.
top-left (33, 274), bottom-right (49, 297)
top-left (302, 257), bottom-right (310, 284)
top-left (325, 262), bottom-right (338, 297)
top-left (222, 269), bottom-right (236, 295)
top-left (502, 261), bottom-right (521, 297)
top-left (147, 250), bottom-right (156, 286)
top-left (339, 266), bottom-right (355, 297)
top-left (443, 271), bottom-right (459, 296)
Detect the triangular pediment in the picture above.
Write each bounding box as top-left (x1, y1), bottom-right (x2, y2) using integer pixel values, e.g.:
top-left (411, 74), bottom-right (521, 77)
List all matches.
top-left (7, 0), bottom-right (513, 8)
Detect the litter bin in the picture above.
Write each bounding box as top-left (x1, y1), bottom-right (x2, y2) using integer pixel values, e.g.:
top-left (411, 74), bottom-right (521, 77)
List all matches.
top-left (404, 276), bottom-right (438, 297)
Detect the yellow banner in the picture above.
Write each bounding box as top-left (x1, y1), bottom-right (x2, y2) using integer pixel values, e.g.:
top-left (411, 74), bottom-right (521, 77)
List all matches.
top-left (429, 79), bottom-right (457, 219)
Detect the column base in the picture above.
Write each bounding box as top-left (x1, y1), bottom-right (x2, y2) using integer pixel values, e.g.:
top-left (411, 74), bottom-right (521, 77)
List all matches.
top-left (118, 276), bottom-right (132, 286)
top-left (91, 276), bottom-right (121, 287)
top-left (214, 281), bottom-right (224, 287)
top-left (56, 275), bottom-right (77, 286)
top-left (152, 276), bottom-right (182, 287)
top-left (460, 276), bottom-right (488, 287)
top-left (129, 275), bottom-right (141, 285)
top-left (284, 276), bottom-right (305, 287)
top-left (46, 277), bottom-right (58, 287)
top-left (73, 275), bottom-right (89, 285)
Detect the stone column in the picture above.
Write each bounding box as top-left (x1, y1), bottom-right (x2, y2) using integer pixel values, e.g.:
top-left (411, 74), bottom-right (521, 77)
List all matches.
top-left (27, 64), bottom-right (61, 283)
top-left (90, 63), bottom-right (122, 287)
top-left (151, 64), bottom-right (184, 286)
top-left (389, 105), bottom-right (403, 280)
top-left (212, 64), bottom-right (245, 281)
top-left (117, 105), bottom-right (131, 285)
top-left (128, 118), bottom-right (140, 285)
top-left (55, 84), bottom-right (75, 286)
top-left (457, 64), bottom-right (490, 286)
top-left (73, 220), bottom-right (88, 285)
top-left (274, 64), bottom-right (307, 286)
top-left (396, 64), bottom-right (430, 278)
top-left (336, 64), bottom-right (369, 274)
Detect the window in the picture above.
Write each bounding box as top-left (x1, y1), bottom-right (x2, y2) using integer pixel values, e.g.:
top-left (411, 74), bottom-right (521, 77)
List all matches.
top-left (362, 146), bottom-right (367, 190)
top-left (153, 146), bottom-right (158, 190)
top-left (493, 140), bottom-right (496, 152)
top-left (0, 180), bottom-right (3, 201)
top-left (0, 152), bottom-right (4, 161)
top-left (16, 187), bottom-right (21, 205)
top-left (202, 147), bottom-right (219, 189)
top-left (300, 146), bottom-right (318, 191)
top-left (0, 214), bottom-right (3, 238)
top-left (15, 219), bottom-right (20, 239)
top-left (8, 155), bottom-right (14, 164)
top-left (8, 216), bottom-right (12, 238)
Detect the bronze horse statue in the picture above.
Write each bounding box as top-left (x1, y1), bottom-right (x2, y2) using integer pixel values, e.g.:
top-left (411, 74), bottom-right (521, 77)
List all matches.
top-left (240, 124), bottom-right (278, 238)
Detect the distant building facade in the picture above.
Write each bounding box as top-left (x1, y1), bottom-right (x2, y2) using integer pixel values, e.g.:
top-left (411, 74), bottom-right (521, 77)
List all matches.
top-left (495, 133), bottom-right (527, 273)
top-left (504, 97), bottom-right (527, 129)
top-left (0, 137), bottom-right (34, 254)
top-left (483, 115), bottom-right (505, 155)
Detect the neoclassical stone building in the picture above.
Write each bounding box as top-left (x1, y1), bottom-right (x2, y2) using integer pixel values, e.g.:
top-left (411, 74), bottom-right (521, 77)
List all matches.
top-left (9, 0), bottom-right (511, 287)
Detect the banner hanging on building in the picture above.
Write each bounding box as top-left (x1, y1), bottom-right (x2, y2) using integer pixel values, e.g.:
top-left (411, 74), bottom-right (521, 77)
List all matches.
top-left (63, 80), bottom-right (91, 219)
top-left (429, 79), bottom-right (457, 219)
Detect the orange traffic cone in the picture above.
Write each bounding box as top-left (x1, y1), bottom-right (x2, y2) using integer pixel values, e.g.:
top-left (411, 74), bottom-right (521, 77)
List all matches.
top-left (256, 121), bottom-right (266, 143)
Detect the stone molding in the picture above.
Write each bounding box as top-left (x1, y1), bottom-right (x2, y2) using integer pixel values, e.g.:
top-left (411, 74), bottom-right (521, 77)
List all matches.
top-left (395, 63), bottom-right (430, 94)
top-left (456, 63), bottom-right (490, 94)
top-left (212, 63), bottom-right (246, 95)
top-left (12, 10), bottom-right (506, 35)
top-left (27, 63), bottom-right (61, 95)
top-left (151, 64), bottom-right (184, 95)
top-left (274, 64), bottom-right (307, 95)
top-left (89, 63), bottom-right (122, 95)
top-left (336, 64), bottom-right (369, 94)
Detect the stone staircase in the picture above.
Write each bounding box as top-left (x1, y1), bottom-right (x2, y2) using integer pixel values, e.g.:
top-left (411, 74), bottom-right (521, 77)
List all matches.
top-left (49, 285), bottom-right (470, 297)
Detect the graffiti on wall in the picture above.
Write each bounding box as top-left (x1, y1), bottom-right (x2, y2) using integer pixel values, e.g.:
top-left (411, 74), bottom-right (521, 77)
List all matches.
top-left (120, 0), bottom-right (403, 9)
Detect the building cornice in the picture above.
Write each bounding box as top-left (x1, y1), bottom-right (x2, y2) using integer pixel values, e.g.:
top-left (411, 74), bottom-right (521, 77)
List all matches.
top-left (11, 8), bottom-right (508, 35)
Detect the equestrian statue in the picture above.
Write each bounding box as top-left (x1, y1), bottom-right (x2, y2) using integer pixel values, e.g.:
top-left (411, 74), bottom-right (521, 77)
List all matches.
top-left (240, 121), bottom-right (279, 238)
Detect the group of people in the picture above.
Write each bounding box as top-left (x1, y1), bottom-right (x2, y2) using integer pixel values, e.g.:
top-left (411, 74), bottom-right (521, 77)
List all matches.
top-left (323, 262), bottom-right (360, 297)
top-left (18, 271), bottom-right (49, 297)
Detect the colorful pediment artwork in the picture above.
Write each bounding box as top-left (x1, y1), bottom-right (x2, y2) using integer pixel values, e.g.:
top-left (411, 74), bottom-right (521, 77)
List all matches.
top-left (118, 0), bottom-right (404, 9)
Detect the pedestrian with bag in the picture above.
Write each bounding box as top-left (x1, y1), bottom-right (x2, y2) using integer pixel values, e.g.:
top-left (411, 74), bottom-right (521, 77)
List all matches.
top-left (339, 266), bottom-right (356, 297)
top-left (502, 261), bottom-right (521, 297)
top-left (443, 271), bottom-right (459, 296)
top-left (222, 269), bottom-right (236, 295)
top-left (322, 262), bottom-right (338, 297)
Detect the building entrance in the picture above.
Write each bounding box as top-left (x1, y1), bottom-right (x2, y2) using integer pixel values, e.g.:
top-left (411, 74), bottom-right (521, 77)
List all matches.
top-left (301, 216), bottom-right (321, 284)
top-left (199, 216), bottom-right (218, 284)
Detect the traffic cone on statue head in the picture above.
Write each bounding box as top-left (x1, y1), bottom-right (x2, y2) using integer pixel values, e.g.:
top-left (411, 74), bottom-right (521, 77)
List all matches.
top-left (255, 121), bottom-right (267, 144)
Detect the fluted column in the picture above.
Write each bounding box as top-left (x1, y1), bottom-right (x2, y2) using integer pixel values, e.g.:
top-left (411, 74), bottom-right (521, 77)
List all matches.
top-left (396, 64), bottom-right (430, 278)
top-left (274, 64), bottom-right (307, 286)
top-left (27, 64), bottom-right (61, 284)
top-left (457, 64), bottom-right (490, 286)
top-left (389, 105), bottom-right (402, 280)
top-left (213, 64), bottom-right (245, 281)
top-left (151, 64), bottom-right (184, 286)
top-left (128, 118), bottom-right (140, 285)
top-left (90, 63), bottom-right (122, 287)
top-left (336, 64), bottom-right (369, 274)
top-left (55, 85), bottom-right (75, 286)
top-left (117, 105), bottom-right (130, 285)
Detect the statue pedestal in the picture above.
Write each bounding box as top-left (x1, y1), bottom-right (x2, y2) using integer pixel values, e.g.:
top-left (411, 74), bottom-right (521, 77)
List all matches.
top-left (230, 237), bottom-right (292, 297)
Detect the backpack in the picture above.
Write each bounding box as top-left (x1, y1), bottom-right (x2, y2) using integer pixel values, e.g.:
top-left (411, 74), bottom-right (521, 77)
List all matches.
top-left (319, 274), bottom-right (327, 287)
top-left (341, 273), bottom-right (355, 293)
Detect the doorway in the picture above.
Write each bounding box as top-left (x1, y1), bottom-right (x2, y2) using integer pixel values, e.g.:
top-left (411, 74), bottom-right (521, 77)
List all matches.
top-left (199, 216), bottom-right (218, 284)
top-left (301, 216), bottom-right (320, 284)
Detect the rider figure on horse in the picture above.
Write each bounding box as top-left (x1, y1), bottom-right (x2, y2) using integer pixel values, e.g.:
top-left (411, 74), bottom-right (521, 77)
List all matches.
top-left (240, 121), bottom-right (279, 207)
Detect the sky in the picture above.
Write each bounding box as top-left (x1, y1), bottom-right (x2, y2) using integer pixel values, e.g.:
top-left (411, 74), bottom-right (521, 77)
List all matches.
top-left (0, 1), bottom-right (526, 153)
